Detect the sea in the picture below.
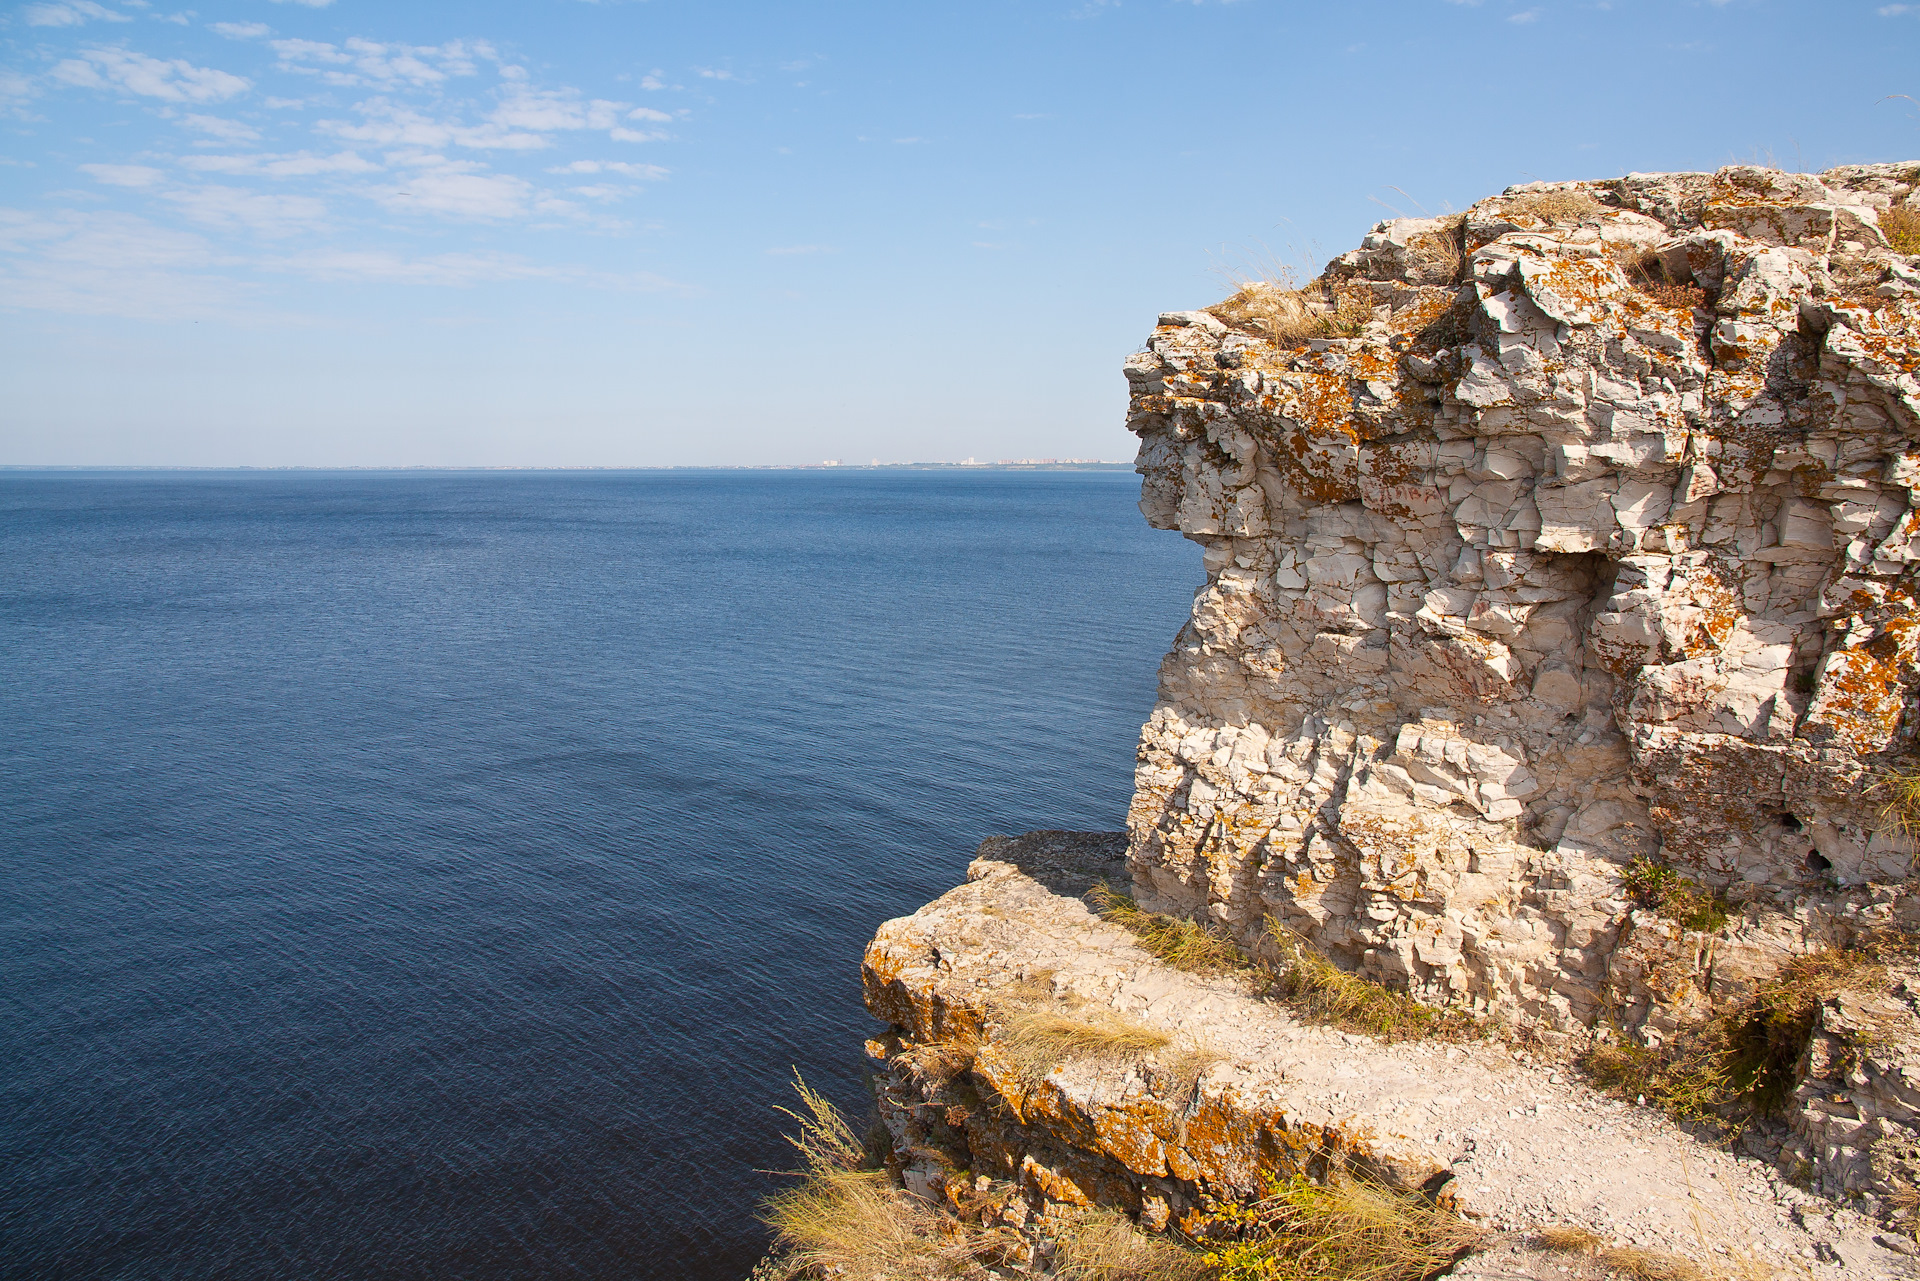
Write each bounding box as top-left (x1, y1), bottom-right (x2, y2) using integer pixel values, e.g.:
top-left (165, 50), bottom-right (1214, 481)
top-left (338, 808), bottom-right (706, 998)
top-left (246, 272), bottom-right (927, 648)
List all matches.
top-left (0, 469), bottom-right (1199, 1281)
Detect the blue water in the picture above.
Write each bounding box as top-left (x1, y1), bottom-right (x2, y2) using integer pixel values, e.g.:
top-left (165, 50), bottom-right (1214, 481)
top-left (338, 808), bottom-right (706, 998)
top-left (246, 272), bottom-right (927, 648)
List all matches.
top-left (0, 470), bottom-right (1197, 1281)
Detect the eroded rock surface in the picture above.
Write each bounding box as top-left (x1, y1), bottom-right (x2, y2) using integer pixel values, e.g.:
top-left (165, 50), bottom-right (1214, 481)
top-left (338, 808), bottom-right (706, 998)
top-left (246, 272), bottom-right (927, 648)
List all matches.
top-left (1127, 166), bottom-right (1919, 1033)
top-left (861, 835), bottom-right (1912, 1278)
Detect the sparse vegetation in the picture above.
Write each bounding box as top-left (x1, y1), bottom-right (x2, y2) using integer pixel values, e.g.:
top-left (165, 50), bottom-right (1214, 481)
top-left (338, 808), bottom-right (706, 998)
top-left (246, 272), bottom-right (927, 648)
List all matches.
top-left (1536, 1224), bottom-right (1709, 1281)
top-left (1090, 882), bottom-right (1252, 974)
top-left (1620, 858), bottom-right (1730, 933)
top-left (1199, 1173), bottom-right (1486, 1281)
top-left (1610, 245), bottom-right (1709, 311)
top-left (760, 1074), bottom-right (984, 1281)
top-left (896, 1035), bottom-right (979, 1086)
top-left (1210, 275), bottom-right (1375, 349)
top-left (1055, 1208), bottom-right (1212, 1281)
top-left (1500, 188), bottom-right (1607, 226)
top-left (1883, 203), bottom-right (1920, 256)
top-left (1265, 921), bottom-right (1484, 1043)
top-left (991, 1002), bottom-right (1228, 1096)
top-left (1405, 215), bottom-right (1466, 285)
top-left (1871, 757), bottom-right (1920, 838)
top-left (1580, 949), bottom-right (1889, 1131)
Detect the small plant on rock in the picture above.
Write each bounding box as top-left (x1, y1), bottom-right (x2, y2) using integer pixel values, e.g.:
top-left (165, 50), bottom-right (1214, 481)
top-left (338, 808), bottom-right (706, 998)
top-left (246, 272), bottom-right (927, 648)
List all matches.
top-left (1619, 858), bottom-right (1730, 933)
top-left (1579, 948), bottom-right (1889, 1132)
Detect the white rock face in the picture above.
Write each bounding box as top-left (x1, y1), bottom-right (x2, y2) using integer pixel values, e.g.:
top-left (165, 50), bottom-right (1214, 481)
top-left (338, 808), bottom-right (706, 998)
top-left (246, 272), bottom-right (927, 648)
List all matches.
top-left (1123, 164), bottom-right (1920, 1045)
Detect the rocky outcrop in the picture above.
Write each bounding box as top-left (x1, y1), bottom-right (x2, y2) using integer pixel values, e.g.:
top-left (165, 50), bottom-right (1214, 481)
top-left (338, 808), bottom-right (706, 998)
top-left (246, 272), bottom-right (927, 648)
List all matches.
top-left (861, 834), bottom-right (1912, 1278)
top-left (843, 165), bottom-right (1920, 1279)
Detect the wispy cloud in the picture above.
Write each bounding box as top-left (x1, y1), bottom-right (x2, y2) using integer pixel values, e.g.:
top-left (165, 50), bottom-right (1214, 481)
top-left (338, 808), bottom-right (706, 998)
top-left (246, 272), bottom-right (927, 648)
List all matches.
top-left (1507, 7), bottom-right (1540, 22)
top-left (179, 114), bottom-right (262, 142)
top-left (79, 163), bottom-right (165, 187)
top-left (180, 150), bottom-right (379, 177)
top-left (316, 99), bottom-right (549, 151)
top-left (210, 22), bottom-right (271, 40)
top-left (52, 48), bottom-right (251, 103)
top-left (1881, 4), bottom-right (1915, 14)
top-left (547, 159), bottom-right (669, 179)
top-left (23, 1), bottom-right (132, 27)
top-left (269, 0), bottom-right (335, 8)
top-left (271, 37), bottom-right (493, 90)
top-left (161, 184), bottom-right (332, 236)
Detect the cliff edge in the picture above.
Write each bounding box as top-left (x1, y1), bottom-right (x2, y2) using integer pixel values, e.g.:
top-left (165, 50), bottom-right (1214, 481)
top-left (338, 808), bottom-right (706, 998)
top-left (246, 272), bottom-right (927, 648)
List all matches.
top-left (788, 164), bottom-right (1920, 1281)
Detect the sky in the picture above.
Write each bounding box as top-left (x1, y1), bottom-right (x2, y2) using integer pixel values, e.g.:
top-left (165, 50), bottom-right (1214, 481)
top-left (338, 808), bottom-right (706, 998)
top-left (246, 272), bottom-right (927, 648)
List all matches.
top-left (1, 1), bottom-right (1917, 468)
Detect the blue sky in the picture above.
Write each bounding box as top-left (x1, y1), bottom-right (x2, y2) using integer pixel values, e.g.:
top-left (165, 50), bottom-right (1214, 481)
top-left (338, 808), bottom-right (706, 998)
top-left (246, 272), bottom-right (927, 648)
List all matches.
top-left (2, 1), bottom-right (1916, 467)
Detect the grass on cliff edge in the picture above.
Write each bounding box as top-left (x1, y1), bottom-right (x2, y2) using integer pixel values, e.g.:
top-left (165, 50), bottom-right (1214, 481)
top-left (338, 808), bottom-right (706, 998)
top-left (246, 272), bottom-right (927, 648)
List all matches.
top-left (1884, 204), bottom-right (1920, 256)
top-left (1198, 1173), bottom-right (1487, 1281)
top-left (758, 1073), bottom-right (982, 1281)
top-left (1264, 921), bottom-right (1485, 1043)
top-left (1090, 882), bottom-right (1253, 974)
top-left (1579, 949), bottom-right (1888, 1134)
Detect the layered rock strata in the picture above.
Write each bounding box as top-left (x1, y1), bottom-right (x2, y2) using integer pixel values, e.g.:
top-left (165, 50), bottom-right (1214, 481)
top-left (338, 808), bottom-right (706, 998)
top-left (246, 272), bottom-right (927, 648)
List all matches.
top-left (861, 833), bottom-right (1910, 1278)
top-left (1118, 164), bottom-right (1920, 1198)
top-left (845, 165), bottom-right (1920, 1279)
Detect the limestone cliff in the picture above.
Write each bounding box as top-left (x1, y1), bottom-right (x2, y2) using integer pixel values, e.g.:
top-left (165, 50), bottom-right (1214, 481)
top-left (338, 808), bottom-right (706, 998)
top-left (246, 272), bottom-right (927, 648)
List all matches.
top-left (836, 167), bottom-right (1920, 1281)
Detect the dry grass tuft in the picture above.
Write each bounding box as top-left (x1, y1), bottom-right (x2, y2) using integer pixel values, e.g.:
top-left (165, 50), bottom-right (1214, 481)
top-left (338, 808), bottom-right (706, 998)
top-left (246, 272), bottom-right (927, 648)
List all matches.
top-left (1536, 1224), bottom-right (1605, 1253)
top-left (1609, 245), bottom-right (1708, 311)
top-left (896, 1036), bottom-right (978, 1086)
top-left (1265, 921), bottom-right (1483, 1043)
top-left (1871, 758), bottom-right (1920, 837)
top-left (1580, 949), bottom-right (1887, 1130)
top-left (760, 1074), bottom-right (985, 1281)
top-left (1405, 215), bottom-right (1467, 285)
top-left (1201, 1173), bottom-right (1487, 1281)
top-left (1884, 203), bottom-right (1920, 256)
top-left (1211, 275), bottom-right (1375, 349)
top-left (1055, 1208), bottom-right (1212, 1281)
top-left (1537, 1224), bottom-right (1709, 1281)
top-left (1500, 188), bottom-right (1607, 225)
top-left (994, 1005), bottom-right (1173, 1087)
top-left (1620, 858), bottom-right (1730, 932)
top-left (1090, 882), bottom-right (1252, 974)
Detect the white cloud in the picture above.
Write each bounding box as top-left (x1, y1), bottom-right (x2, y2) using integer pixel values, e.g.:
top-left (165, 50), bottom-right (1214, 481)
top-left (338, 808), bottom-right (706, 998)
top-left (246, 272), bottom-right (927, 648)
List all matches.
top-left (547, 160), bottom-right (668, 179)
top-left (161, 184), bottom-right (331, 236)
top-left (271, 37), bottom-right (492, 89)
top-left (639, 73), bottom-right (665, 90)
top-left (370, 167), bottom-right (532, 219)
top-left (180, 114), bottom-right (262, 142)
top-left (1, 68), bottom-right (36, 109)
top-left (51, 48), bottom-right (250, 103)
top-left (608, 126), bottom-right (665, 143)
top-left (269, 0), bottom-right (335, 7)
top-left (210, 21), bottom-right (271, 39)
top-left (22, 1), bottom-right (132, 27)
top-left (0, 209), bottom-right (243, 320)
top-left (693, 67), bottom-right (738, 81)
top-left (1881, 4), bottom-right (1915, 14)
top-left (180, 150), bottom-right (379, 177)
top-left (317, 99), bottom-right (548, 150)
top-left (1508, 7), bottom-right (1540, 22)
top-left (79, 163), bottom-right (165, 187)
top-left (566, 184), bottom-right (626, 202)
top-left (490, 87), bottom-right (627, 132)
top-left (627, 106), bottom-right (671, 122)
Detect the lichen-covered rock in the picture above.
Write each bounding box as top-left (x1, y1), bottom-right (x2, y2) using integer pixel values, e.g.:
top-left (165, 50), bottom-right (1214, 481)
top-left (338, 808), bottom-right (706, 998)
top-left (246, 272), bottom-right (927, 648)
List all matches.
top-left (1123, 164), bottom-right (1920, 1054)
top-left (858, 834), bottom-right (1911, 1278)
